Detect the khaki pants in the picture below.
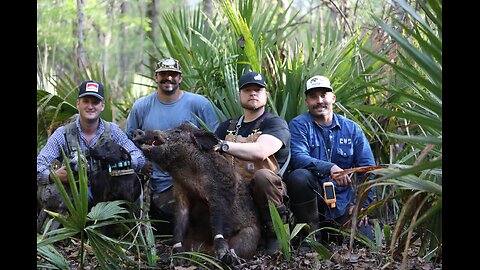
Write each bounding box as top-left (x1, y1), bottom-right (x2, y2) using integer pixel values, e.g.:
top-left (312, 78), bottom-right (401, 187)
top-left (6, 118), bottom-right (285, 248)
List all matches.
top-left (251, 168), bottom-right (286, 208)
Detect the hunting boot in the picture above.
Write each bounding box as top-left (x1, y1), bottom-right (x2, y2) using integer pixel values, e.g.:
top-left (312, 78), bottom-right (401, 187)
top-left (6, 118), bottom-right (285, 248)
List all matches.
top-left (259, 204), bottom-right (289, 255)
top-left (290, 198), bottom-right (320, 252)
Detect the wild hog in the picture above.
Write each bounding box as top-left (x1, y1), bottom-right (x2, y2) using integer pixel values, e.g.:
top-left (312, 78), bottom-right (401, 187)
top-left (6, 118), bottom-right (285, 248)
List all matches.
top-left (133, 123), bottom-right (261, 265)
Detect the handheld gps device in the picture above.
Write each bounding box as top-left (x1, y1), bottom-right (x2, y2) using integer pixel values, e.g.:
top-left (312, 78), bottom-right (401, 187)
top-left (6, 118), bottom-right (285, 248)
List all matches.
top-left (323, 181), bottom-right (336, 208)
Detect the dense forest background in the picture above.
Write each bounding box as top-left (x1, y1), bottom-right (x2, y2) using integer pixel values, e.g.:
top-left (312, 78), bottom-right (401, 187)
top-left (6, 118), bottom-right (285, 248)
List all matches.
top-left (37, 0), bottom-right (442, 269)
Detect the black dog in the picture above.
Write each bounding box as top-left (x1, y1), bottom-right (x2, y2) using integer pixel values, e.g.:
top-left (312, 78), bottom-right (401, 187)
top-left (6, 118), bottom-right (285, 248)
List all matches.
top-left (88, 138), bottom-right (142, 209)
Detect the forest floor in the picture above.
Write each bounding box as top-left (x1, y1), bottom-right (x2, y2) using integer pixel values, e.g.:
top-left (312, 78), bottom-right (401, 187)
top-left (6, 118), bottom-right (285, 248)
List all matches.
top-left (155, 238), bottom-right (442, 270)
top-left (40, 234), bottom-right (442, 270)
top-left (38, 185), bottom-right (442, 269)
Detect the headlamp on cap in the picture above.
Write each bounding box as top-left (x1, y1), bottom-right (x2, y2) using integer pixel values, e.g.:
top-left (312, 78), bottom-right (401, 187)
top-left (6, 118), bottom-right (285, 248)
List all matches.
top-left (155, 57), bottom-right (182, 74)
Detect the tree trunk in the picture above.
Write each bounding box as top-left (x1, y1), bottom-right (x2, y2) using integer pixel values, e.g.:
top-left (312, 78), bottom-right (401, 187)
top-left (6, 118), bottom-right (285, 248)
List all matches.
top-left (276, 0), bottom-right (290, 44)
top-left (146, 0), bottom-right (159, 47)
top-left (118, 0), bottom-right (129, 87)
top-left (76, 0), bottom-right (88, 68)
top-left (103, 0), bottom-right (114, 78)
top-left (203, 0), bottom-right (213, 19)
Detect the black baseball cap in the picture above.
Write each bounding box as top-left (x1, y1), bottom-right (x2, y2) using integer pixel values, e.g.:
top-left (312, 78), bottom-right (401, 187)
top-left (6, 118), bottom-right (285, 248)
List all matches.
top-left (78, 80), bottom-right (104, 101)
top-left (238, 71), bottom-right (266, 89)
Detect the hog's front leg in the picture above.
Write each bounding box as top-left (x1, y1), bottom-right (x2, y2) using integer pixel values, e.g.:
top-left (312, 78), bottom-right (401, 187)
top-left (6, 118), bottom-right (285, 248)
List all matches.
top-left (210, 196), bottom-right (242, 265)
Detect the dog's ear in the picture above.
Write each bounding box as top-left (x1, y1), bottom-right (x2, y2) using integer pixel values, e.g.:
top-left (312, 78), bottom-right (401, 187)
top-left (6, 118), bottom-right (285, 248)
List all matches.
top-left (190, 130), bottom-right (220, 151)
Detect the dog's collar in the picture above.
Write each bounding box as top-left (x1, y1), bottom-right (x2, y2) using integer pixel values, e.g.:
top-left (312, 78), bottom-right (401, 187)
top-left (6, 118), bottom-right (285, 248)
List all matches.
top-left (109, 168), bottom-right (134, 177)
top-left (108, 160), bottom-right (131, 170)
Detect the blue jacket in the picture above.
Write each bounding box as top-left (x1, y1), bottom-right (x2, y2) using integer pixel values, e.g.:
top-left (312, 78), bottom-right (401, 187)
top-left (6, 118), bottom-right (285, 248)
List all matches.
top-left (288, 112), bottom-right (375, 219)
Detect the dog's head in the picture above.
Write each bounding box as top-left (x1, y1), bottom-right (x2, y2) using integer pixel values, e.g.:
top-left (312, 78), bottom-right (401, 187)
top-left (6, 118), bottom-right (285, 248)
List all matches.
top-left (89, 138), bottom-right (131, 164)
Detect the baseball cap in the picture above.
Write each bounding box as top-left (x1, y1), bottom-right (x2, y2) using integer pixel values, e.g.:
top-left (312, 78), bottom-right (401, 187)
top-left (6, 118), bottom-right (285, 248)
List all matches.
top-left (155, 57), bottom-right (182, 74)
top-left (238, 71), bottom-right (266, 89)
top-left (305, 75), bottom-right (333, 93)
top-left (78, 80), bottom-right (104, 101)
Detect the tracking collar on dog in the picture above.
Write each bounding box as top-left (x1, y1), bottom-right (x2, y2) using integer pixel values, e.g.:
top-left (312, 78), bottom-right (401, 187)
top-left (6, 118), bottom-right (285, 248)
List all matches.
top-left (108, 161), bottom-right (134, 176)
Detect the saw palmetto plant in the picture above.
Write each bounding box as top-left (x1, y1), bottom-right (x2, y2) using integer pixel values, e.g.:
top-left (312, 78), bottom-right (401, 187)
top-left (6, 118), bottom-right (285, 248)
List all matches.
top-left (37, 0), bottom-right (442, 267)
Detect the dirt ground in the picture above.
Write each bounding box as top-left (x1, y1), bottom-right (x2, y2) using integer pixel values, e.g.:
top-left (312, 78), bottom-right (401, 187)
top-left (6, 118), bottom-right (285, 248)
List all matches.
top-left (40, 234), bottom-right (442, 270)
top-left (154, 240), bottom-right (442, 270)
top-left (38, 185), bottom-right (442, 269)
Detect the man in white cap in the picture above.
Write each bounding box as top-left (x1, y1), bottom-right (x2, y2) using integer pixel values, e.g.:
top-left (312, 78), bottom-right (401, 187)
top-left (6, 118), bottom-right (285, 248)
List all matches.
top-left (285, 75), bottom-right (376, 249)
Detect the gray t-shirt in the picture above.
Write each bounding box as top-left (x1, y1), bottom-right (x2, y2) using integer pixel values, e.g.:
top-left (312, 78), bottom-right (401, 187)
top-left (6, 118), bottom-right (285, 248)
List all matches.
top-left (125, 90), bottom-right (222, 193)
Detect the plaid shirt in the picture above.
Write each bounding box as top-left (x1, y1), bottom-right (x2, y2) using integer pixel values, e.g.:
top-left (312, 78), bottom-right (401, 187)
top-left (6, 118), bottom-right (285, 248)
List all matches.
top-left (37, 118), bottom-right (145, 184)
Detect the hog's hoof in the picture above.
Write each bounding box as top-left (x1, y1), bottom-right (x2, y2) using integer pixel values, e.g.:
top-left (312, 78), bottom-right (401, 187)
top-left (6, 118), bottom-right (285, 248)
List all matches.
top-left (214, 237), bottom-right (241, 265)
top-left (219, 248), bottom-right (245, 266)
top-left (170, 244), bottom-right (188, 267)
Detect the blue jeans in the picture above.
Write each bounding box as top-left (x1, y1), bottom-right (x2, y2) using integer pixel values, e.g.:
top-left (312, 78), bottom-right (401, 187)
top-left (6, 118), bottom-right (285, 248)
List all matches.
top-left (285, 168), bottom-right (374, 243)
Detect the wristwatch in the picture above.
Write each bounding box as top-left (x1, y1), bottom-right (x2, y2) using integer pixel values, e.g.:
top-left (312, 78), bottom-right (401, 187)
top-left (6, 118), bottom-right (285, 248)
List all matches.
top-left (220, 140), bottom-right (229, 153)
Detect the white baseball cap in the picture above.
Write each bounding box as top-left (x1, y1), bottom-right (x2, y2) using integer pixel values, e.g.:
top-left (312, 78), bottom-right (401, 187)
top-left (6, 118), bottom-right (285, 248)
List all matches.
top-left (305, 75), bottom-right (333, 93)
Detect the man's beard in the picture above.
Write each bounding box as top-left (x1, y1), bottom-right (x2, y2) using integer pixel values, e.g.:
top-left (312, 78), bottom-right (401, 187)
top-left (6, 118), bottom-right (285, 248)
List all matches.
top-left (159, 79), bottom-right (179, 95)
top-left (241, 102), bottom-right (265, 111)
top-left (309, 103), bottom-right (330, 118)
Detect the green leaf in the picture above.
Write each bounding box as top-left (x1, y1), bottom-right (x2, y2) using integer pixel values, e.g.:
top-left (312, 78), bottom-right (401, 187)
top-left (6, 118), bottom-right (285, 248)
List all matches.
top-left (372, 219), bottom-right (383, 252)
top-left (268, 201), bottom-right (291, 261)
top-left (36, 236), bottom-right (70, 270)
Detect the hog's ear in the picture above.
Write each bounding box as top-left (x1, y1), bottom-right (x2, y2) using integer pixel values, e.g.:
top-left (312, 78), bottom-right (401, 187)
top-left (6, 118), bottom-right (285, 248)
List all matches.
top-left (190, 130), bottom-right (220, 151)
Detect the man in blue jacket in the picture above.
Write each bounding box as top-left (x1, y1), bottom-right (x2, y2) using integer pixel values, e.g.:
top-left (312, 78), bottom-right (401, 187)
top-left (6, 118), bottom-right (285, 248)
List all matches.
top-left (285, 75), bottom-right (375, 246)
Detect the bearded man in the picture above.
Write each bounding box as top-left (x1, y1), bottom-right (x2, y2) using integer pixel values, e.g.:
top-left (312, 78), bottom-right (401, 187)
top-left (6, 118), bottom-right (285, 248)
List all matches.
top-left (214, 71), bottom-right (291, 255)
top-left (125, 57), bottom-right (221, 237)
top-left (285, 75), bottom-right (376, 250)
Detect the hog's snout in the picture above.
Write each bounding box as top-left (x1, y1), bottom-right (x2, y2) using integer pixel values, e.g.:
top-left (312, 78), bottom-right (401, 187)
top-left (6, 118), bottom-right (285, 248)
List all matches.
top-left (133, 129), bottom-right (145, 140)
top-left (133, 129), bottom-right (165, 147)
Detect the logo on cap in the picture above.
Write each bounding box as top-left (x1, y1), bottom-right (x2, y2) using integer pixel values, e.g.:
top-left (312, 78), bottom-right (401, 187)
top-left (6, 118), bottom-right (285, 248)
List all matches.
top-left (85, 82), bottom-right (99, 93)
top-left (306, 75), bottom-right (333, 92)
top-left (239, 71), bottom-right (267, 89)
